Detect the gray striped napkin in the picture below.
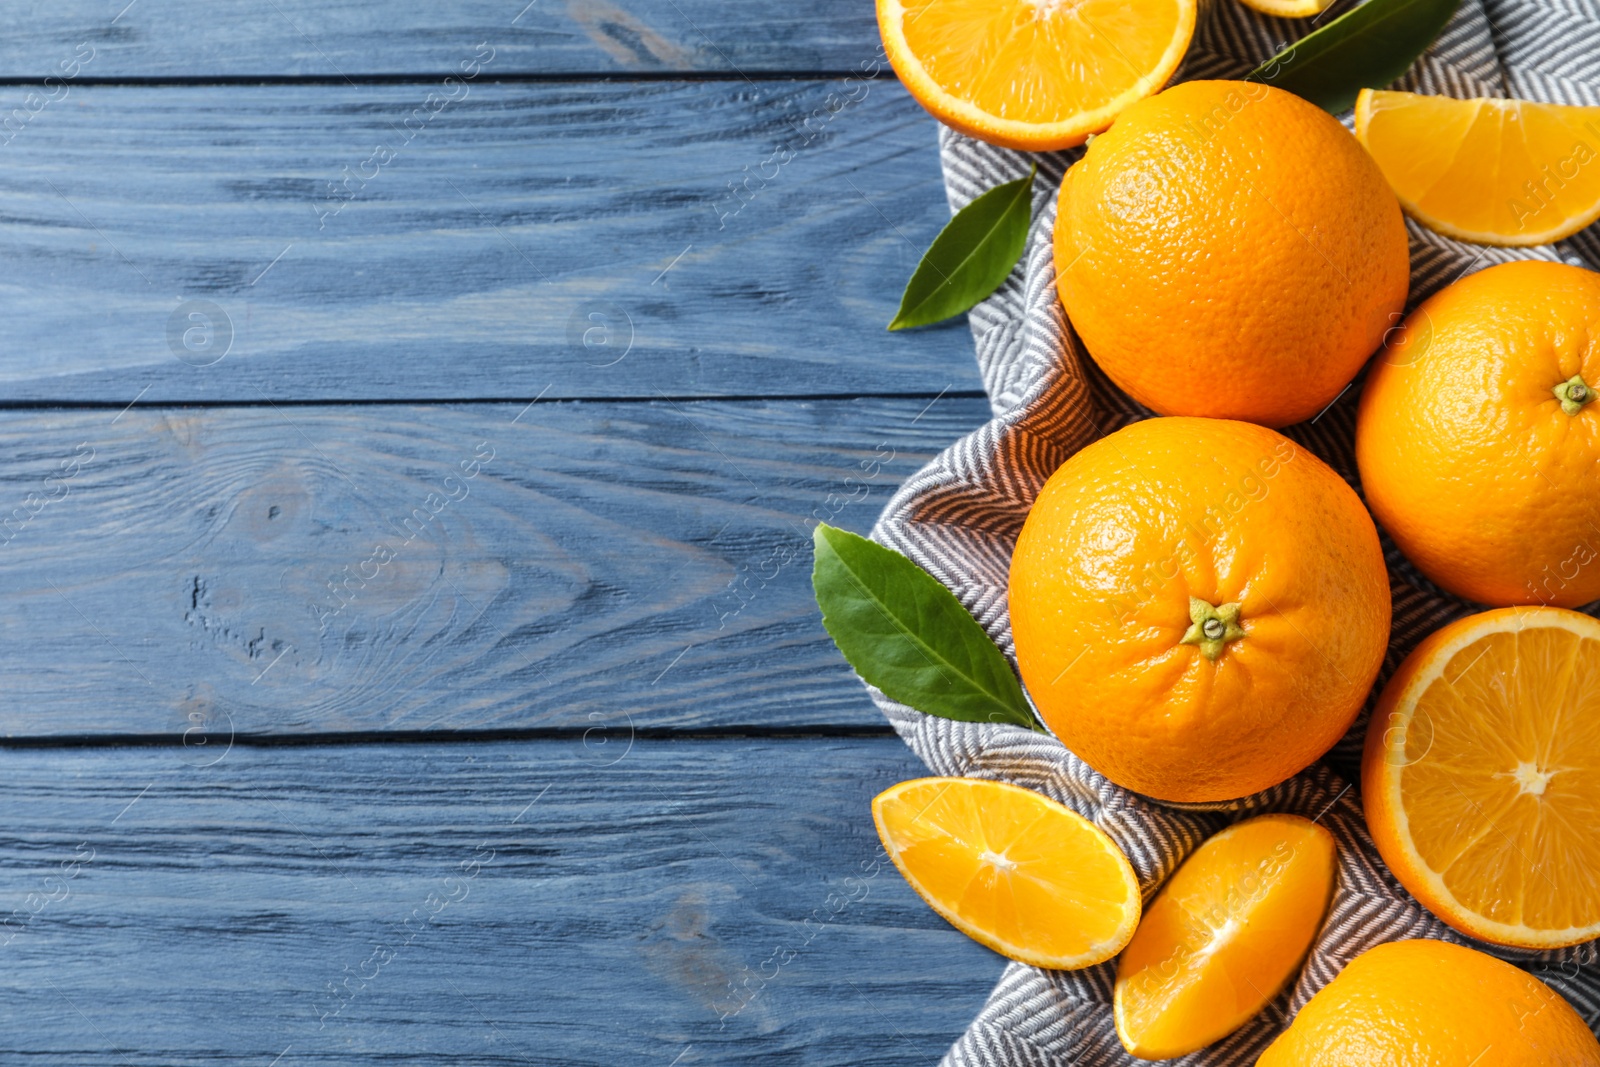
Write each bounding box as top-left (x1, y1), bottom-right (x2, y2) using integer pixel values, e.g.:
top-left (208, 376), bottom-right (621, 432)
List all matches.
top-left (867, 1), bottom-right (1600, 1062)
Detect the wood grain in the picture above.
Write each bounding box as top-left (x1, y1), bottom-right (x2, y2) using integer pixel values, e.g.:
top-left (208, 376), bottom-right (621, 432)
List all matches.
top-left (0, 396), bottom-right (987, 738)
top-left (0, 7), bottom-right (1001, 1058)
top-left (0, 738), bottom-right (1002, 1064)
top-left (0, 1), bottom-right (880, 78)
top-left (0, 79), bottom-right (980, 403)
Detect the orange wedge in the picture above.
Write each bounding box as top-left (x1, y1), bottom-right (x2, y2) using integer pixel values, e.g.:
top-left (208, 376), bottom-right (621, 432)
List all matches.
top-left (1363, 607), bottom-right (1600, 949)
top-left (872, 777), bottom-right (1140, 968)
top-left (1355, 89), bottom-right (1600, 246)
top-left (1234, 0), bottom-right (1336, 16)
top-left (877, 0), bottom-right (1196, 150)
top-left (1113, 814), bottom-right (1336, 1059)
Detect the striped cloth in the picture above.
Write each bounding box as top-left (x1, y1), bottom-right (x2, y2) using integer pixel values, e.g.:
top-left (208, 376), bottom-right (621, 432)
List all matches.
top-left (867, 1), bottom-right (1600, 1063)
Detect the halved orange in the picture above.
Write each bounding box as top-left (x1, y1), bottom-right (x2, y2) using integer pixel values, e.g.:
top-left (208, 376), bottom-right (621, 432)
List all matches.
top-left (877, 0), bottom-right (1197, 150)
top-left (1113, 814), bottom-right (1336, 1060)
top-left (1363, 607), bottom-right (1600, 948)
top-left (1355, 89), bottom-right (1600, 246)
top-left (872, 777), bottom-right (1140, 968)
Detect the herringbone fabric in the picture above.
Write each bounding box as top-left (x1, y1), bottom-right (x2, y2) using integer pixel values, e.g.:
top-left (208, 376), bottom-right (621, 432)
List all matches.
top-left (866, 1), bottom-right (1600, 1062)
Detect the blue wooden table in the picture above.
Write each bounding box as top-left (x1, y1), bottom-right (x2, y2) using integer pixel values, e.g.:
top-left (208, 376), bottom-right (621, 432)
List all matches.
top-left (0, 3), bottom-right (1005, 1062)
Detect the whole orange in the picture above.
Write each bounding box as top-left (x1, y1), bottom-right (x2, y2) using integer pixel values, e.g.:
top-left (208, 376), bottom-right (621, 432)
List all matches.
top-left (1357, 260), bottom-right (1600, 607)
top-left (1055, 80), bottom-right (1409, 427)
top-left (1258, 939), bottom-right (1600, 1066)
top-left (1009, 417), bottom-right (1390, 803)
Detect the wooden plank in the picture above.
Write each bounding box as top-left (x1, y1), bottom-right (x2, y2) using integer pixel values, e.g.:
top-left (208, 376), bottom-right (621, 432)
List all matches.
top-left (0, 80), bottom-right (978, 402)
top-left (0, 737), bottom-right (1000, 1064)
top-left (0, 1), bottom-right (880, 78)
top-left (0, 396), bottom-right (987, 738)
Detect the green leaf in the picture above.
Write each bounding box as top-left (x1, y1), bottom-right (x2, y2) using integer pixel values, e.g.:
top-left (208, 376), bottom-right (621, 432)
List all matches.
top-left (889, 164), bottom-right (1036, 331)
top-left (811, 524), bottom-right (1038, 731)
top-left (1249, 0), bottom-right (1460, 114)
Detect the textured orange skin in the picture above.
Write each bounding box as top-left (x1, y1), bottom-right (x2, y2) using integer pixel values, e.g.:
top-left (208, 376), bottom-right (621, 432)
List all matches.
top-left (1056, 80), bottom-right (1410, 428)
top-left (1257, 939), bottom-right (1600, 1066)
top-left (1357, 260), bottom-right (1600, 607)
top-left (1361, 606), bottom-right (1600, 949)
top-left (1008, 417), bottom-right (1390, 803)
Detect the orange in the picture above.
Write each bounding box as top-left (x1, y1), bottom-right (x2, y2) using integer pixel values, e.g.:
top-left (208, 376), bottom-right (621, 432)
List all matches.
top-left (1114, 814), bottom-right (1336, 1059)
top-left (1362, 607), bottom-right (1600, 949)
top-left (1357, 260), bottom-right (1600, 608)
top-left (1056, 80), bottom-right (1409, 427)
top-left (876, 0), bottom-right (1195, 151)
top-left (1355, 89), bottom-right (1600, 247)
top-left (1258, 939), bottom-right (1600, 1066)
top-left (872, 777), bottom-right (1140, 969)
top-left (1234, 0), bottom-right (1336, 15)
top-left (1009, 417), bottom-right (1391, 803)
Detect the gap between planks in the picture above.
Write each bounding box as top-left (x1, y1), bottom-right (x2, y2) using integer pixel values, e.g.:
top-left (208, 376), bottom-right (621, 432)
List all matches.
top-left (0, 71), bottom-right (900, 87)
top-left (0, 390), bottom-right (984, 414)
top-left (0, 724), bottom-right (899, 750)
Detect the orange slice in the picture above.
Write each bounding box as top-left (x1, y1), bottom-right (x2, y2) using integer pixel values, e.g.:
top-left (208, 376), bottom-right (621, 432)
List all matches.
top-left (1113, 814), bottom-right (1336, 1059)
top-left (1354, 89), bottom-right (1600, 246)
top-left (1234, 0), bottom-right (1336, 16)
top-left (872, 777), bottom-right (1140, 968)
top-left (877, 0), bottom-right (1197, 150)
top-left (1363, 607), bottom-right (1600, 948)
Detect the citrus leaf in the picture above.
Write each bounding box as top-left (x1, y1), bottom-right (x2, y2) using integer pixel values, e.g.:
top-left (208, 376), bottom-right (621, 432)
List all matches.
top-left (811, 524), bottom-right (1038, 731)
top-left (889, 164), bottom-right (1036, 331)
top-left (1249, 0), bottom-right (1460, 114)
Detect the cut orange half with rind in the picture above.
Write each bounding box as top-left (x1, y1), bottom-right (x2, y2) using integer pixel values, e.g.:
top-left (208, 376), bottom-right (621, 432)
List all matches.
top-left (878, 0), bottom-right (1197, 151)
top-left (1114, 814), bottom-right (1336, 1060)
top-left (1363, 607), bottom-right (1600, 949)
top-left (872, 777), bottom-right (1140, 969)
top-left (1355, 88), bottom-right (1600, 247)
